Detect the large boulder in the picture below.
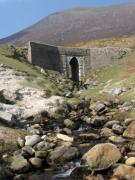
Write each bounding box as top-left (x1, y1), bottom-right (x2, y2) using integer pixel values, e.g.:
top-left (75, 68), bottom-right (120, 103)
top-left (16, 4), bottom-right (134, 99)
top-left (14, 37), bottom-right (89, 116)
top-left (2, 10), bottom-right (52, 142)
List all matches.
top-left (47, 145), bottom-right (81, 165)
top-left (82, 143), bottom-right (121, 171)
top-left (10, 154), bottom-right (29, 173)
top-left (123, 121), bottom-right (135, 138)
top-left (0, 111), bottom-right (16, 127)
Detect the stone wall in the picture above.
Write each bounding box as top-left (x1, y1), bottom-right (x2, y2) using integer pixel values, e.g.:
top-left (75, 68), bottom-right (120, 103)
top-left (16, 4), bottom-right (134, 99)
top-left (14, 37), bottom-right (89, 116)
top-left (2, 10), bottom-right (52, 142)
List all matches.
top-left (28, 42), bottom-right (91, 80)
top-left (90, 47), bottom-right (127, 69)
top-left (28, 41), bottom-right (130, 81)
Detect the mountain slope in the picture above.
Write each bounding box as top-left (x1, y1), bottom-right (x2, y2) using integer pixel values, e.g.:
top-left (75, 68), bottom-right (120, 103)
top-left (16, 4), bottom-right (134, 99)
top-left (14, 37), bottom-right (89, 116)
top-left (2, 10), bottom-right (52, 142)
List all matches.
top-left (1, 1), bottom-right (135, 47)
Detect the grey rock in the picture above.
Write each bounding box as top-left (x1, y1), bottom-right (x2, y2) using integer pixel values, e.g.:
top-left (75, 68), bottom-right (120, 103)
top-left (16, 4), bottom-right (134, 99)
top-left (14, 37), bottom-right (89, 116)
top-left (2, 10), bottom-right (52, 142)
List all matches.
top-left (112, 124), bottom-right (124, 135)
top-left (37, 141), bottom-right (55, 151)
top-left (0, 111), bottom-right (16, 127)
top-left (110, 86), bottom-right (126, 97)
top-left (25, 135), bottom-right (41, 147)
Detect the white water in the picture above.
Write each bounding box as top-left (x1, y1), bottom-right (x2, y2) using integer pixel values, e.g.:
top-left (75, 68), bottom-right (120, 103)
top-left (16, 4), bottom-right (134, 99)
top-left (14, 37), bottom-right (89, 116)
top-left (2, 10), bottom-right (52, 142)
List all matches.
top-left (54, 161), bottom-right (86, 178)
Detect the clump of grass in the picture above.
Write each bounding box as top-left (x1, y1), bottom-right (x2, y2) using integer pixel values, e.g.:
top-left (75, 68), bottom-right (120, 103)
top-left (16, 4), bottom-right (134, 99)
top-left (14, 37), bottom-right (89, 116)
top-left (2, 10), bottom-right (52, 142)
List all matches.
top-left (54, 101), bottom-right (70, 119)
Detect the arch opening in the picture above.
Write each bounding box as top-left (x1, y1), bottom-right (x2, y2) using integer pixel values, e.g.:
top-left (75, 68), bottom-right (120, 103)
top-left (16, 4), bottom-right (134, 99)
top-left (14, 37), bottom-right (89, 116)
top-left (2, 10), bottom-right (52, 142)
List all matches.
top-left (69, 57), bottom-right (79, 81)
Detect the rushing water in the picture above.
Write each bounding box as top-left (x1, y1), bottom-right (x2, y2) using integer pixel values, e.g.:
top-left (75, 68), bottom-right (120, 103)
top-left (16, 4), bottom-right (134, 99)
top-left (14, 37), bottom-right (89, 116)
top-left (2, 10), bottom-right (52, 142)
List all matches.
top-left (24, 160), bottom-right (86, 180)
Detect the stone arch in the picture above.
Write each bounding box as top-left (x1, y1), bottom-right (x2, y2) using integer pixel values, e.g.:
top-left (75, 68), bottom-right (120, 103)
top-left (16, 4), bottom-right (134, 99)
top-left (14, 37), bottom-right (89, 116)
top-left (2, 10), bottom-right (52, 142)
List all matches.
top-left (69, 57), bottom-right (79, 81)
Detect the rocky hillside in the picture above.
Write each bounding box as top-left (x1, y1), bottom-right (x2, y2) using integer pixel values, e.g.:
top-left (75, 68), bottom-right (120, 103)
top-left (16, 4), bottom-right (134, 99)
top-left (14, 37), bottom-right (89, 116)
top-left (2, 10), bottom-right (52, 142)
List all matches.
top-left (1, 1), bottom-right (135, 46)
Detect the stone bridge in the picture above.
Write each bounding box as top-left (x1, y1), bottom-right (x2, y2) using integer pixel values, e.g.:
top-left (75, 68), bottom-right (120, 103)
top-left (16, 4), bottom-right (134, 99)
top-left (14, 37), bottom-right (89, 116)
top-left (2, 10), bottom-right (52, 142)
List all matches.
top-left (28, 41), bottom-right (129, 81)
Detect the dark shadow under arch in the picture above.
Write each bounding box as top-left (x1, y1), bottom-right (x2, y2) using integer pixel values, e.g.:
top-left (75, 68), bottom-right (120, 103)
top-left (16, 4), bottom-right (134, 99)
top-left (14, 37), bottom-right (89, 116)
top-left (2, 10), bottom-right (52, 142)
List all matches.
top-left (69, 57), bottom-right (79, 81)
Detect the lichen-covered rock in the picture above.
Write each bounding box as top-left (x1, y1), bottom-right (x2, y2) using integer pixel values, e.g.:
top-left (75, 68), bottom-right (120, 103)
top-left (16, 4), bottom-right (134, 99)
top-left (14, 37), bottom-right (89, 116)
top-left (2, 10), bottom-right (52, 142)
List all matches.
top-left (82, 143), bottom-right (121, 171)
top-left (10, 154), bottom-right (29, 173)
top-left (123, 121), bottom-right (135, 138)
top-left (47, 145), bottom-right (81, 165)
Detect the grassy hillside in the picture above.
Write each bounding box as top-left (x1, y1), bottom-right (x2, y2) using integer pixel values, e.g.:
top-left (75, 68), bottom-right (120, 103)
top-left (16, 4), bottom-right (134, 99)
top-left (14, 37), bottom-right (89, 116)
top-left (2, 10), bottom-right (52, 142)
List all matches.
top-left (57, 36), bottom-right (135, 49)
top-left (80, 49), bottom-right (135, 102)
top-left (0, 44), bottom-right (73, 96)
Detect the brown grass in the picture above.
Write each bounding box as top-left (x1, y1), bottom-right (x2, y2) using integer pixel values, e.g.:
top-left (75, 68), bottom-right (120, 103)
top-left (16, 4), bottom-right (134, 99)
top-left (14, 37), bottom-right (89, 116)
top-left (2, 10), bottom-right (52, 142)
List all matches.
top-left (57, 36), bottom-right (135, 49)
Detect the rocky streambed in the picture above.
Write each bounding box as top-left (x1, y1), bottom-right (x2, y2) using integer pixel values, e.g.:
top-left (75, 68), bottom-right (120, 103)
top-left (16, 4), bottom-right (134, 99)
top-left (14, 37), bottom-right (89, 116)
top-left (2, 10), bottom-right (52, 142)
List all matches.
top-left (1, 99), bottom-right (135, 180)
